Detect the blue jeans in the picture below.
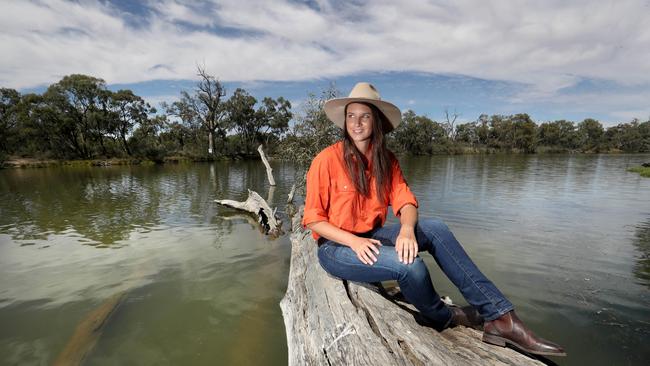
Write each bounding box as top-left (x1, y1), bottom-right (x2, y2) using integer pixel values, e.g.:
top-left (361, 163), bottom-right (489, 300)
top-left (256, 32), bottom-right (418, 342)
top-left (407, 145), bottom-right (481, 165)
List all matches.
top-left (317, 219), bottom-right (514, 327)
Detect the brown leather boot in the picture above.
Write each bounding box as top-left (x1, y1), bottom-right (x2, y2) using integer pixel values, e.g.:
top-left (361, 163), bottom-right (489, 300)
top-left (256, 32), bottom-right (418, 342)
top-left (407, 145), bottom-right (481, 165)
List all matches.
top-left (483, 311), bottom-right (566, 356)
top-left (449, 306), bottom-right (484, 330)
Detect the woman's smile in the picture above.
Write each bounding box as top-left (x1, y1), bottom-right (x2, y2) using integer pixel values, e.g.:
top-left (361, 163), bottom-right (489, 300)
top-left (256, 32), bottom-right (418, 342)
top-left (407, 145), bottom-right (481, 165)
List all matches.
top-left (345, 103), bottom-right (374, 145)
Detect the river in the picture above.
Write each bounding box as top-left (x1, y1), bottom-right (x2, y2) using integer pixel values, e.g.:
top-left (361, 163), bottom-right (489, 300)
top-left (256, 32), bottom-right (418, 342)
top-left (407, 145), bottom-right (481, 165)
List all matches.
top-left (1, 154), bottom-right (649, 365)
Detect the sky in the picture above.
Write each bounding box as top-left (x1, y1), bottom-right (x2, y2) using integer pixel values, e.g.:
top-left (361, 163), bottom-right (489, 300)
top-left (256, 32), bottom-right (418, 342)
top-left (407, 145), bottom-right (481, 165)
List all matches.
top-left (2, 0), bottom-right (650, 126)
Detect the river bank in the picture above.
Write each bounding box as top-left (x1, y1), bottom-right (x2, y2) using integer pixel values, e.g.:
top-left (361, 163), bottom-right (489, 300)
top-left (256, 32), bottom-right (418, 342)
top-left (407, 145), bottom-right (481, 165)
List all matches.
top-left (0, 156), bottom-right (217, 169)
top-left (2, 148), bottom-right (644, 169)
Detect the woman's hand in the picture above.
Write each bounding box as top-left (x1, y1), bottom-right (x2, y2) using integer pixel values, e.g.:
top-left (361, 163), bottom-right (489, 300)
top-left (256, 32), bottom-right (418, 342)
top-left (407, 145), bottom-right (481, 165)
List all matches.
top-left (350, 237), bottom-right (383, 265)
top-left (396, 225), bottom-right (418, 264)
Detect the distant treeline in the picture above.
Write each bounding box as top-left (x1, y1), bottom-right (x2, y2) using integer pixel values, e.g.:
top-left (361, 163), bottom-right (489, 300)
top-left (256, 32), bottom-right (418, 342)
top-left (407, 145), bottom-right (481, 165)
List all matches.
top-left (1, 71), bottom-right (649, 165)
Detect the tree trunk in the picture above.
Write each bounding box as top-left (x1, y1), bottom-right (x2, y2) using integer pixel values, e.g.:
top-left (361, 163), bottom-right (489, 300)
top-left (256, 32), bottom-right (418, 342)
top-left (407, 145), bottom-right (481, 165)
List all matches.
top-left (208, 130), bottom-right (214, 155)
top-left (121, 128), bottom-right (132, 156)
top-left (257, 144), bottom-right (276, 186)
top-left (280, 207), bottom-right (546, 366)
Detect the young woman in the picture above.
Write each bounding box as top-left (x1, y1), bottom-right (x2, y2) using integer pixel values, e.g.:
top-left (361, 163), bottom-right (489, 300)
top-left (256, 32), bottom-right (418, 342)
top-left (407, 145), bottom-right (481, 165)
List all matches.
top-left (302, 82), bottom-right (566, 357)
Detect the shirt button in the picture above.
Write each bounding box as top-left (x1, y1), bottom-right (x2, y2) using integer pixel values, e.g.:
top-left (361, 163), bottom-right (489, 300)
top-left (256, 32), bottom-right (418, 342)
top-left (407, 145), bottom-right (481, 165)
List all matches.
top-left (344, 185), bottom-right (347, 189)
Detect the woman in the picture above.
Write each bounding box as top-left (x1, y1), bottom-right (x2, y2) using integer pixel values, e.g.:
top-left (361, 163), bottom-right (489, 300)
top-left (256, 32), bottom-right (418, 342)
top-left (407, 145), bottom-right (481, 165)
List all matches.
top-left (302, 82), bottom-right (566, 357)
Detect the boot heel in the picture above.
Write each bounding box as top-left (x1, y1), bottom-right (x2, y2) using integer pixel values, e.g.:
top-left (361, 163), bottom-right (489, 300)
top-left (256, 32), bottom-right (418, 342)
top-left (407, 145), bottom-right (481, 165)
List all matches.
top-left (482, 333), bottom-right (506, 347)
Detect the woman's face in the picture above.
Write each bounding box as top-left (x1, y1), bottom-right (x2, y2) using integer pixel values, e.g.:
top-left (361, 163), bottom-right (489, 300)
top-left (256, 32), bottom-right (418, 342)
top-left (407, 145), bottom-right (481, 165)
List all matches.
top-left (345, 103), bottom-right (374, 144)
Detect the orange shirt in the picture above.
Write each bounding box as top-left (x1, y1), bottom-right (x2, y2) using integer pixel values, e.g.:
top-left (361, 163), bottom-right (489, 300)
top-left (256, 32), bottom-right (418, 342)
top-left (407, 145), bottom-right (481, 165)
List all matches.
top-left (302, 141), bottom-right (418, 239)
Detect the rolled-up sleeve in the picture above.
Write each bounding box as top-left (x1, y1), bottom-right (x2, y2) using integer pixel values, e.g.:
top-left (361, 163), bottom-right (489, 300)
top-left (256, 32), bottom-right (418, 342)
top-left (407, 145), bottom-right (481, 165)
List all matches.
top-left (389, 158), bottom-right (418, 217)
top-left (302, 153), bottom-right (330, 228)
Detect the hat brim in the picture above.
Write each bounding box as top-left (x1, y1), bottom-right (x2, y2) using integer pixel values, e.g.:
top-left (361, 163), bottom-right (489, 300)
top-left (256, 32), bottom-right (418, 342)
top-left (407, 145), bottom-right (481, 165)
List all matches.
top-left (323, 97), bottom-right (401, 133)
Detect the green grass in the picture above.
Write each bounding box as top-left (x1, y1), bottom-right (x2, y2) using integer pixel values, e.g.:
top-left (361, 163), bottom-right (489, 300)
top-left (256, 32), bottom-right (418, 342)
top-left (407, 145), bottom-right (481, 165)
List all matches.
top-left (628, 166), bottom-right (650, 177)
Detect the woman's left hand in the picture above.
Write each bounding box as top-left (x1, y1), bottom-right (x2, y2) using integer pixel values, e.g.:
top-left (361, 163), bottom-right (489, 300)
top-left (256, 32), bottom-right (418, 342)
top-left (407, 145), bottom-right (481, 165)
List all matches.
top-left (395, 226), bottom-right (418, 264)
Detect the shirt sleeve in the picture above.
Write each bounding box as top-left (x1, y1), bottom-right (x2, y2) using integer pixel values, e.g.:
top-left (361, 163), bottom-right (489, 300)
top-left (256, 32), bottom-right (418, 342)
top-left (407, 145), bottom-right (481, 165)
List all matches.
top-left (302, 152), bottom-right (330, 228)
top-left (388, 156), bottom-right (418, 217)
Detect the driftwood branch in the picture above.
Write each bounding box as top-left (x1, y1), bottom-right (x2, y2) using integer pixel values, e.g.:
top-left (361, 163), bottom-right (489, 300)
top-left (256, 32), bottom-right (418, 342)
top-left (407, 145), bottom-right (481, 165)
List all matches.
top-left (287, 183), bottom-right (296, 204)
top-left (280, 207), bottom-right (545, 366)
top-left (215, 189), bottom-right (282, 236)
top-left (258, 144), bottom-right (276, 186)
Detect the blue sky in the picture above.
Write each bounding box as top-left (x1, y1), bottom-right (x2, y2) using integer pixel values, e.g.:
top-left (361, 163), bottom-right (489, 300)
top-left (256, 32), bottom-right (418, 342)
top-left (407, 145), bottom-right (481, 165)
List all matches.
top-left (2, 0), bottom-right (650, 126)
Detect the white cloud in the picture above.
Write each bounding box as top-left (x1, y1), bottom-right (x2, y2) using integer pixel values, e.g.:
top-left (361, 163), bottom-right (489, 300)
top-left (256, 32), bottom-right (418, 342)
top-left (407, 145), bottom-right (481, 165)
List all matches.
top-left (1, 0), bottom-right (649, 112)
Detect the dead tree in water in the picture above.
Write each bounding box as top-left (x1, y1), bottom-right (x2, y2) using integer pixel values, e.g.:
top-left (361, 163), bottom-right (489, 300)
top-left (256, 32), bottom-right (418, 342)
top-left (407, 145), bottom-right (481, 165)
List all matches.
top-left (215, 189), bottom-right (282, 236)
top-left (258, 144), bottom-right (276, 186)
top-left (280, 207), bottom-right (546, 366)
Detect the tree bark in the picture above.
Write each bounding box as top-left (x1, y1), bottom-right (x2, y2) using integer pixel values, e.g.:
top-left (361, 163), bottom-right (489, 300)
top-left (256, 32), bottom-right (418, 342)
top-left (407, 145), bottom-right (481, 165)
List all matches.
top-left (280, 207), bottom-right (546, 366)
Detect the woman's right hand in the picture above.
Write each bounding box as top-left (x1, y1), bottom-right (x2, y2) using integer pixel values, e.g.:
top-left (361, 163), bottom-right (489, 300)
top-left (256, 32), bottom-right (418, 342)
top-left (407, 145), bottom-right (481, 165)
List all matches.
top-left (307, 221), bottom-right (382, 265)
top-left (350, 237), bottom-right (382, 265)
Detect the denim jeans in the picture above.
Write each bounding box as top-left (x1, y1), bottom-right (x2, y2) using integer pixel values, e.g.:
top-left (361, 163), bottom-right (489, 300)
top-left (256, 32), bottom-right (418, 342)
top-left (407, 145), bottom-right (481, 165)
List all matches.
top-left (317, 218), bottom-right (514, 327)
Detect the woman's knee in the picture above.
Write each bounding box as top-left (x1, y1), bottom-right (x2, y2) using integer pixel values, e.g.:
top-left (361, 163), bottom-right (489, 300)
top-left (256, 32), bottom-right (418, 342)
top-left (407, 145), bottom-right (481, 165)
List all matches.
top-left (418, 218), bottom-right (450, 234)
top-left (398, 257), bottom-right (430, 282)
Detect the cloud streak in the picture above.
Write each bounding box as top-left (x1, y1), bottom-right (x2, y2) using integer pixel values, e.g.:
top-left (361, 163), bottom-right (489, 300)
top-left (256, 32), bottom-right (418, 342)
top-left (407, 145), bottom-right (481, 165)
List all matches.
top-left (1, 0), bottom-right (649, 121)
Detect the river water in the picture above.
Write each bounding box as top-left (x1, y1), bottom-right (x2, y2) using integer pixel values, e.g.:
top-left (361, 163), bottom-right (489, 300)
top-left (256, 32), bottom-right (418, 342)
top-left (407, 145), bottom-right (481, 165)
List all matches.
top-left (0, 154), bottom-right (649, 365)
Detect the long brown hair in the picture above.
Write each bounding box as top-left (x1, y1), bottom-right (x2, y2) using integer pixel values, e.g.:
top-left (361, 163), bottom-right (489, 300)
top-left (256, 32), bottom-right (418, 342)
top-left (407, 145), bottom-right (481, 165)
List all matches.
top-left (342, 102), bottom-right (393, 204)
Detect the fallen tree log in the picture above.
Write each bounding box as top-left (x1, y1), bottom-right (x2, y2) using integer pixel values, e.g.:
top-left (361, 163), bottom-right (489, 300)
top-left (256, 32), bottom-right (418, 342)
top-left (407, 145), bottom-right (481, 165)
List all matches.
top-left (215, 189), bottom-right (282, 236)
top-left (280, 207), bottom-right (545, 366)
top-left (52, 292), bottom-right (126, 366)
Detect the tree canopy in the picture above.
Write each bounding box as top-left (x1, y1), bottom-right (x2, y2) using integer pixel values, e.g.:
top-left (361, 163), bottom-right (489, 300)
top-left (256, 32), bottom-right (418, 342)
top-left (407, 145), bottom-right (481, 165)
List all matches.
top-left (1, 73), bottom-right (649, 165)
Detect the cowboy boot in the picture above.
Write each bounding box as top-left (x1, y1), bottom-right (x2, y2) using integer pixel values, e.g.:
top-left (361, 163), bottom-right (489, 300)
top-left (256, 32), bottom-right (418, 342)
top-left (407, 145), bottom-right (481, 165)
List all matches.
top-left (483, 311), bottom-right (566, 356)
top-left (449, 306), bottom-right (484, 330)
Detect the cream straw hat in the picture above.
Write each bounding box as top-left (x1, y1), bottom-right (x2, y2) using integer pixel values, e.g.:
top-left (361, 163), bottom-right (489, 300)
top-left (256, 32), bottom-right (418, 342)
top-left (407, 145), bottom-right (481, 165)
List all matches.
top-left (323, 82), bottom-right (401, 132)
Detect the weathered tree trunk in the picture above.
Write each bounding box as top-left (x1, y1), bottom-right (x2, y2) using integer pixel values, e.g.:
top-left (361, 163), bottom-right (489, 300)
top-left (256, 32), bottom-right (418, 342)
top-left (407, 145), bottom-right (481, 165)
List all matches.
top-left (287, 183), bottom-right (296, 204)
top-left (280, 208), bottom-right (545, 366)
top-left (214, 189), bottom-right (282, 236)
top-left (208, 130), bottom-right (214, 155)
top-left (257, 144), bottom-right (276, 186)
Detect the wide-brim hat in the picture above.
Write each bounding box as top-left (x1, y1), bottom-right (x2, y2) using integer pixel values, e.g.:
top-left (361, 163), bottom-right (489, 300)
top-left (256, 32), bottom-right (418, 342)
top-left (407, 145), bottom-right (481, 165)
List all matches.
top-left (324, 82), bottom-right (401, 132)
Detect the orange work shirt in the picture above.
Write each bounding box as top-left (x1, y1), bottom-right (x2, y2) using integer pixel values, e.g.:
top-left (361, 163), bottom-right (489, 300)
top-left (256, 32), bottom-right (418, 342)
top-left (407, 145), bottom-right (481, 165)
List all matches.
top-left (302, 141), bottom-right (418, 239)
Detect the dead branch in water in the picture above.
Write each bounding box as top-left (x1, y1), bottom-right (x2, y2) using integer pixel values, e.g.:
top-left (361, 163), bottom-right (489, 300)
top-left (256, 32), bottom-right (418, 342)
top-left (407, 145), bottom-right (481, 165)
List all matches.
top-left (215, 189), bottom-right (282, 236)
top-left (258, 144), bottom-right (276, 186)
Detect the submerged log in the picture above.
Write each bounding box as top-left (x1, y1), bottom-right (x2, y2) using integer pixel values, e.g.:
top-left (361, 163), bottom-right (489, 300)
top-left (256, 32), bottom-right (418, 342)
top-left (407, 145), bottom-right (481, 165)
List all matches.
top-left (215, 189), bottom-right (282, 236)
top-left (280, 208), bottom-right (545, 366)
top-left (52, 292), bottom-right (126, 366)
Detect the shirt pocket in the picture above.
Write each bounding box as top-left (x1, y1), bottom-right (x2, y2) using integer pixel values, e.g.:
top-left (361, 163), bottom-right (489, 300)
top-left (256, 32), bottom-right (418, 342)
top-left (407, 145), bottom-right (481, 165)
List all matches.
top-left (333, 178), bottom-right (356, 194)
top-left (330, 177), bottom-right (358, 229)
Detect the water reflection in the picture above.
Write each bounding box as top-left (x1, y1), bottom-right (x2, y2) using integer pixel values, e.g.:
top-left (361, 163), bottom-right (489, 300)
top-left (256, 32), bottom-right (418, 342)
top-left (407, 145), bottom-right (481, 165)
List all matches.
top-left (0, 162), bottom-right (298, 247)
top-left (632, 219), bottom-right (650, 288)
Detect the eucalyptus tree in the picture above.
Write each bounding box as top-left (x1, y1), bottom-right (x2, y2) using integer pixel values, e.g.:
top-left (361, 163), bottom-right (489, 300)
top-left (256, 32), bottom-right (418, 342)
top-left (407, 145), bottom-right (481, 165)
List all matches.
top-left (257, 96), bottom-right (292, 147)
top-left (391, 110), bottom-right (446, 155)
top-left (510, 113), bottom-right (537, 153)
top-left (283, 85), bottom-right (341, 167)
top-left (43, 74), bottom-right (108, 158)
top-left (455, 121), bottom-right (479, 147)
top-left (605, 119), bottom-right (650, 152)
top-left (0, 88), bottom-right (21, 156)
top-left (577, 118), bottom-right (605, 151)
top-left (443, 108), bottom-right (460, 141)
top-left (538, 120), bottom-right (578, 149)
top-left (169, 66), bottom-right (227, 156)
top-left (476, 114), bottom-right (490, 145)
top-left (129, 115), bottom-right (167, 161)
top-left (223, 88), bottom-right (258, 154)
top-left (108, 90), bottom-right (155, 156)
